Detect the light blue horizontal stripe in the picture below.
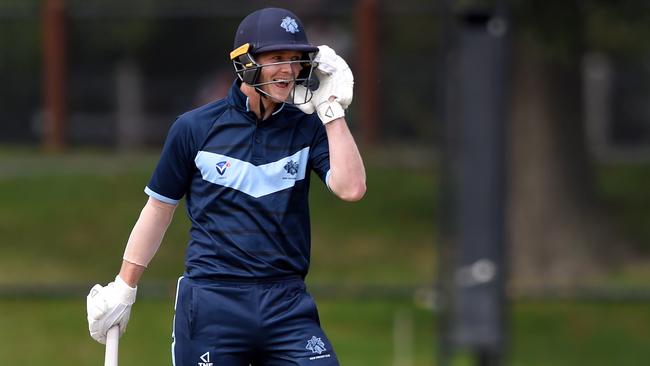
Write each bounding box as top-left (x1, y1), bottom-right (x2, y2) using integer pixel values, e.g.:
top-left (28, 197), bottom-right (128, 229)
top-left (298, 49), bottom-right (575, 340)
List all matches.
top-left (194, 147), bottom-right (310, 198)
top-left (144, 186), bottom-right (179, 205)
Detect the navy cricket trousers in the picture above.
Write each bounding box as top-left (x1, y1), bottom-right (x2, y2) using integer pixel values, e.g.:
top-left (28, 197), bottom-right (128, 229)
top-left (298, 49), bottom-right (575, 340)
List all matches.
top-left (171, 276), bottom-right (340, 366)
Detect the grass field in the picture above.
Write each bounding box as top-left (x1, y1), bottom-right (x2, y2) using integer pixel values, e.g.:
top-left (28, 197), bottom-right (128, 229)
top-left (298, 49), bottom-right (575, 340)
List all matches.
top-left (1, 150), bottom-right (650, 365)
top-left (1, 298), bottom-right (649, 365)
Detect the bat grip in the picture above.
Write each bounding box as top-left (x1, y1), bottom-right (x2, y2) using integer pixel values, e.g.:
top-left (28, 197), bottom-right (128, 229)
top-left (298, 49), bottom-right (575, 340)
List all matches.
top-left (104, 326), bottom-right (120, 366)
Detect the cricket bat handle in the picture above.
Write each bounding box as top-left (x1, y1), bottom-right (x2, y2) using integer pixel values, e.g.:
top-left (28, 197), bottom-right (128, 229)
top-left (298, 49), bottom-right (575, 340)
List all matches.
top-left (105, 326), bottom-right (120, 366)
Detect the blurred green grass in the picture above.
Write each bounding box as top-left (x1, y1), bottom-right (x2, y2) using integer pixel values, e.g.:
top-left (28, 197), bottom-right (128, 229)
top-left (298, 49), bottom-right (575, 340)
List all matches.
top-left (1, 298), bottom-right (649, 366)
top-left (1, 150), bottom-right (650, 365)
top-left (0, 298), bottom-right (434, 366)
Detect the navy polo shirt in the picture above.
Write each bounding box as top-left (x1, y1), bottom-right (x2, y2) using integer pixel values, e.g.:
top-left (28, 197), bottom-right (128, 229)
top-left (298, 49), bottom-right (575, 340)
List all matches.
top-left (146, 80), bottom-right (330, 279)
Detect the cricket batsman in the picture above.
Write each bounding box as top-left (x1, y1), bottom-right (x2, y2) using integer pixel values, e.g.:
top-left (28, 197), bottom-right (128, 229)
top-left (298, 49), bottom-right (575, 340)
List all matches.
top-left (86, 7), bottom-right (366, 365)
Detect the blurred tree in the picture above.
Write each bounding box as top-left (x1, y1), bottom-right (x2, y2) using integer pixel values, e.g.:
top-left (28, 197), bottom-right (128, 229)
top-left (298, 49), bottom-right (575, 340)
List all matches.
top-left (507, 0), bottom-right (650, 289)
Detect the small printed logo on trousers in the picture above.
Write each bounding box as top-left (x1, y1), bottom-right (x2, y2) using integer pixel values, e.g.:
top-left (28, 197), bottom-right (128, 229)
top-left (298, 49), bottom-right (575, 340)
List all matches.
top-left (306, 336), bottom-right (326, 355)
top-left (198, 351), bottom-right (213, 366)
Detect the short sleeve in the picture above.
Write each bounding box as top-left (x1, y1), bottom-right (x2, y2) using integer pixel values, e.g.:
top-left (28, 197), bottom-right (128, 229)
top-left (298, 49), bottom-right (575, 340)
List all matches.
top-left (145, 116), bottom-right (196, 204)
top-left (309, 121), bottom-right (331, 187)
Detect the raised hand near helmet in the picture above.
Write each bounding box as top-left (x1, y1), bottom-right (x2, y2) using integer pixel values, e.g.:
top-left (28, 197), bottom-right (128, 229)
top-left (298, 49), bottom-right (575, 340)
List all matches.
top-left (296, 45), bottom-right (354, 124)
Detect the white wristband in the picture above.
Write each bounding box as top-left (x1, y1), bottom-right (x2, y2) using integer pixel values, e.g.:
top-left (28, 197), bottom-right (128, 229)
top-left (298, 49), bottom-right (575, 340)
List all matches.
top-left (316, 100), bottom-right (345, 124)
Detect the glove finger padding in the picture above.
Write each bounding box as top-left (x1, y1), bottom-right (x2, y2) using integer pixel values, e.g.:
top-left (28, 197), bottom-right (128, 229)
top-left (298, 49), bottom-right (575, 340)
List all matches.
top-left (296, 45), bottom-right (353, 124)
top-left (314, 46), bottom-right (353, 110)
top-left (313, 45), bottom-right (342, 76)
top-left (330, 66), bottom-right (353, 110)
top-left (86, 276), bottom-right (137, 344)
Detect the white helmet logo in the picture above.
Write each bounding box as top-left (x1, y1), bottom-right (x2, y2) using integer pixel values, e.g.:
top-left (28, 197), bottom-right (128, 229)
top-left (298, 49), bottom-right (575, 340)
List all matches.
top-left (280, 16), bottom-right (299, 34)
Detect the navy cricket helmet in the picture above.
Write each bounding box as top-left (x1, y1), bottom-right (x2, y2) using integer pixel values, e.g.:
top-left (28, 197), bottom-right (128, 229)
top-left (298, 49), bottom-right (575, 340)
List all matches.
top-left (230, 8), bottom-right (319, 104)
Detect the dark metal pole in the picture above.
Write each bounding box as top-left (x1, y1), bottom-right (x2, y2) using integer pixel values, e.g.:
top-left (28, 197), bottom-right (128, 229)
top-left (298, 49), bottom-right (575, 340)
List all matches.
top-left (440, 3), bottom-right (510, 366)
top-left (437, 0), bottom-right (457, 364)
top-left (42, 0), bottom-right (67, 151)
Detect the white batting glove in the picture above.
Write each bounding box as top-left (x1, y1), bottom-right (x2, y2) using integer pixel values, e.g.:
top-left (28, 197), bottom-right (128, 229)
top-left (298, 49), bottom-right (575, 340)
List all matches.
top-left (86, 275), bottom-right (137, 344)
top-left (296, 45), bottom-right (354, 124)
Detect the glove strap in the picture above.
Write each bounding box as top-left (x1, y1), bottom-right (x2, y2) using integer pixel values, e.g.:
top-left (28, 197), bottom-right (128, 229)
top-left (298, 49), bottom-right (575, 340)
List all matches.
top-left (316, 100), bottom-right (345, 124)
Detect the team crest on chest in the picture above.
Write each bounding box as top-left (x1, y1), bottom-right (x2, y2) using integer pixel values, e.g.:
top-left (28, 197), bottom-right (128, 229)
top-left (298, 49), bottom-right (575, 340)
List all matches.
top-left (284, 160), bottom-right (299, 175)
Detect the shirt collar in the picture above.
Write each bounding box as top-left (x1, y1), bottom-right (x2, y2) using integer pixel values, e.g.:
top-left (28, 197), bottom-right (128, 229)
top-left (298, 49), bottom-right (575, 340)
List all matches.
top-left (228, 79), bottom-right (250, 112)
top-left (228, 79), bottom-right (286, 118)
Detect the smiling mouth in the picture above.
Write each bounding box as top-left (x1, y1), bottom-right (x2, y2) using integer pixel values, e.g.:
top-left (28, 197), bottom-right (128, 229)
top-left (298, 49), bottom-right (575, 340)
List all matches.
top-left (273, 79), bottom-right (292, 88)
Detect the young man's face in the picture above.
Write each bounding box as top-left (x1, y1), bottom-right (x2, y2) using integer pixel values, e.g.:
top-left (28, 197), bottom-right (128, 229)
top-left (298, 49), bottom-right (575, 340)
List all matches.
top-left (255, 50), bottom-right (304, 102)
